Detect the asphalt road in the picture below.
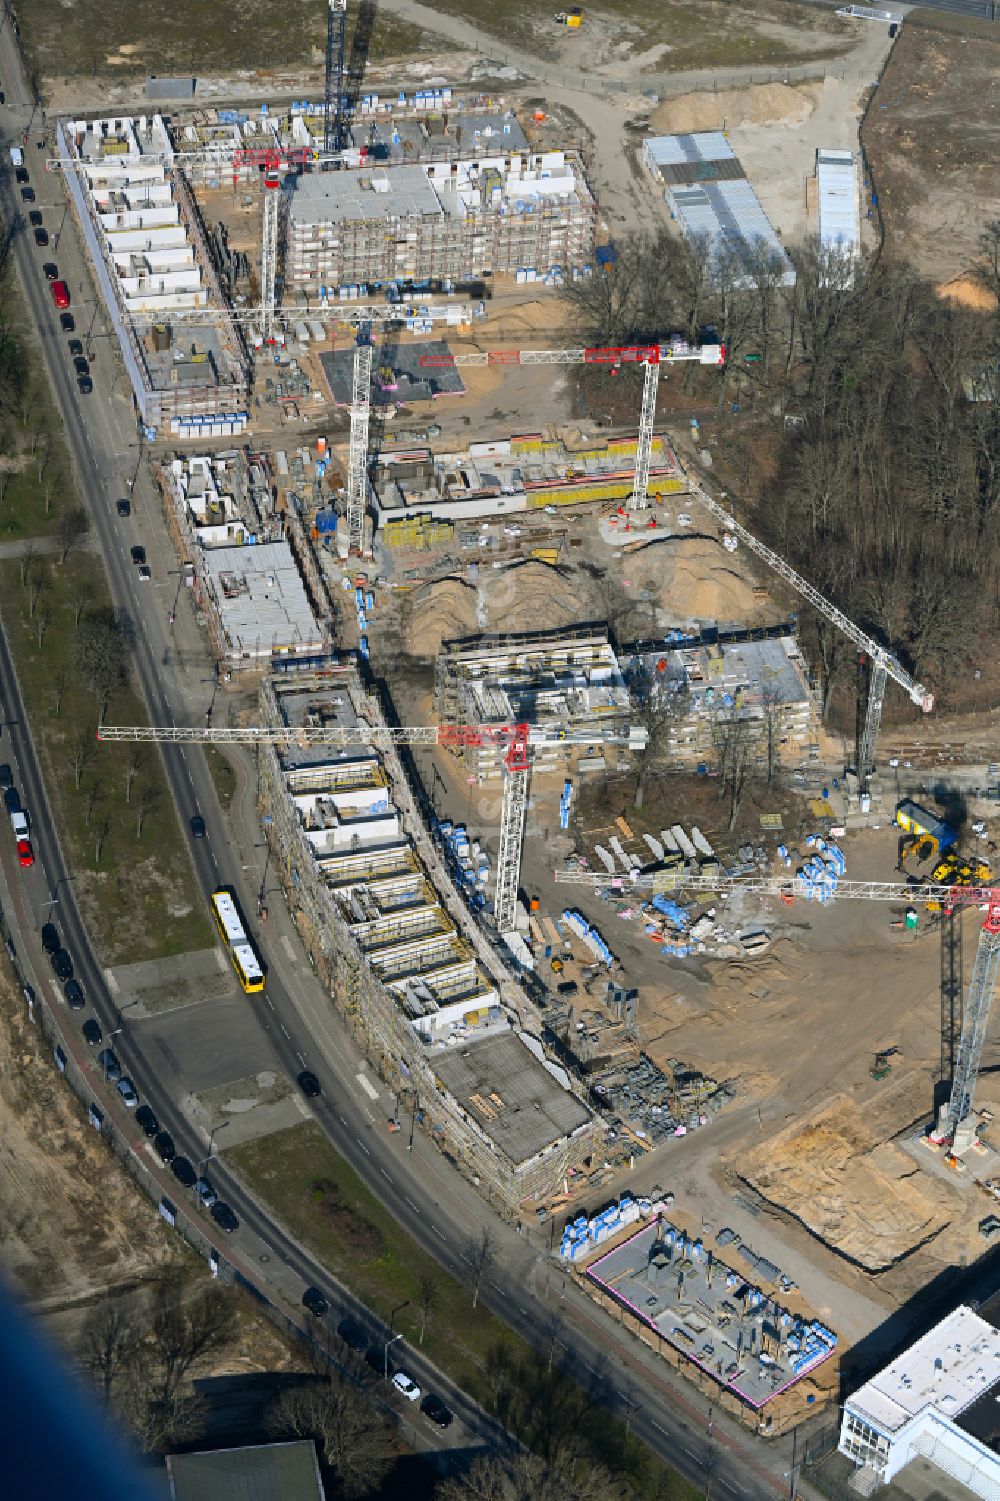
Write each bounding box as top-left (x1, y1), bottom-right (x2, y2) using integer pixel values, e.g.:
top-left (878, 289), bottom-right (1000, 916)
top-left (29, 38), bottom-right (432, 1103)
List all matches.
top-left (0, 20), bottom-right (805, 1501)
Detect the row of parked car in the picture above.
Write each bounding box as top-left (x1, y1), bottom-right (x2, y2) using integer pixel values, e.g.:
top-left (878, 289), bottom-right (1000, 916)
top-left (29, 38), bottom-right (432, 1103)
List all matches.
top-left (1, 762), bottom-right (33, 867)
top-left (14, 161), bottom-right (90, 393)
top-left (41, 919), bottom-right (240, 1234)
top-left (300, 1294), bottom-right (454, 1428)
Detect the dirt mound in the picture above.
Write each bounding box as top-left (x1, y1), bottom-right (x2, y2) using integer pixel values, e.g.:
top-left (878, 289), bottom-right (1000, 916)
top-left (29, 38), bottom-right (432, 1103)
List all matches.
top-left (625, 537), bottom-right (761, 623)
top-left (936, 275), bottom-right (997, 312)
top-left (404, 562), bottom-right (591, 658)
top-left (650, 82), bottom-right (817, 136)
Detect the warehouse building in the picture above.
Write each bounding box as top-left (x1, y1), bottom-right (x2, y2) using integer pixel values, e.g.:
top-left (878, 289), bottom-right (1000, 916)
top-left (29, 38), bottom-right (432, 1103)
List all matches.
top-left (256, 662), bottom-right (602, 1209)
top-left (57, 114), bottom-right (250, 434)
top-left (285, 150), bottom-right (596, 293)
top-left (839, 1303), bottom-right (1000, 1497)
top-left (372, 430), bottom-right (686, 539)
top-left (644, 132), bottom-right (795, 287)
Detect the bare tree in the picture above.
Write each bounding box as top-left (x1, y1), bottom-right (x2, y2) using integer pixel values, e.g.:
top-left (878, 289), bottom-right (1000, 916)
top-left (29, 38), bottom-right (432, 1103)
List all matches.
top-left (760, 686), bottom-right (783, 788)
top-left (78, 1299), bottom-right (142, 1405)
top-left (26, 561), bottom-right (47, 620)
top-left (113, 1367), bottom-right (206, 1454)
top-left (69, 731), bottom-right (96, 791)
top-left (135, 784), bottom-right (159, 839)
top-left (34, 603), bottom-right (50, 648)
top-left (417, 1268), bottom-right (438, 1345)
top-left (17, 540), bottom-right (36, 587)
top-left (82, 778), bottom-right (104, 829)
top-left (268, 1377), bottom-right (394, 1500)
top-left (74, 606), bottom-right (130, 719)
top-left (71, 579), bottom-right (94, 629)
top-left (464, 1225), bottom-right (497, 1309)
top-left (626, 662), bottom-right (690, 810)
top-left (55, 504), bottom-right (91, 564)
top-left (124, 746), bottom-right (146, 805)
top-left (94, 813), bottom-right (112, 864)
top-left (49, 667), bottom-right (68, 719)
top-left (712, 707), bottom-right (756, 832)
top-left (147, 1278), bottom-right (236, 1405)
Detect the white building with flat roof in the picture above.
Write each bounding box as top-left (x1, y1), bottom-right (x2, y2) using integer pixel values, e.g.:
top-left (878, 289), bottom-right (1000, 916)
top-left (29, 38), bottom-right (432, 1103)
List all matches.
top-left (816, 148), bottom-right (860, 265)
top-left (839, 1305), bottom-right (1000, 1497)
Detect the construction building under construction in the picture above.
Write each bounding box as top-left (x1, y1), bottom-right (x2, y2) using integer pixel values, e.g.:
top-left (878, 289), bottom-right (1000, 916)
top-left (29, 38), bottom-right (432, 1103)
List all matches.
top-left (373, 431), bottom-right (687, 542)
top-left (435, 624), bottom-right (636, 781)
top-left (57, 114), bottom-right (250, 434)
top-left (285, 150), bottom-right (596, 293)
top-left (256, 661), bottom-right (602, 1210)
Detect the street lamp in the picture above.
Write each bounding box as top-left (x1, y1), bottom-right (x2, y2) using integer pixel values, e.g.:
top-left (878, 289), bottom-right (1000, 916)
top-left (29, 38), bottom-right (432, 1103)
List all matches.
top-left (198, 1119), bottom-right (229, 1179)
top-left (383, 1330), bottom-right (402, 1380)
top-left (385, 1298), bottom-right (410, 1378)
top-left (102, 1026), bottom-right (123, 1084)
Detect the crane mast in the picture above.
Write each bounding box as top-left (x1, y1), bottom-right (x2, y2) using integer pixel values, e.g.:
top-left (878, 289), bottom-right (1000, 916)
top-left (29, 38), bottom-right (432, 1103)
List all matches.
top-left (346, 342), bottom-right (373, 556)
top-left (324, 0), bottom-right (348, 155)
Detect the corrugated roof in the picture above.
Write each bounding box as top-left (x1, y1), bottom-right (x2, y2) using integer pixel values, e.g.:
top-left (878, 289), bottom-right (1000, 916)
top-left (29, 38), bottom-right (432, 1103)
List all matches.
top-left (644, 132), bottom-right (736, 167)
top-left (816, 149), bottom-right (859, 255)
top-left (167, 1441), bottom-right (324, 1501)
top-left (668, 178), bottom-right (794, 282)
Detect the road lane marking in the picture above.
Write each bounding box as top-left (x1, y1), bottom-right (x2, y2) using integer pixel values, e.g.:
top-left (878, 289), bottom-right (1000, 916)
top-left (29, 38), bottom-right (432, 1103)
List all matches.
top-left (380, 1168), bottom-right (392, 1183)
top-left (355, 1071), bottom-right (378, 1100)
top-left (404, 1196), bottom-right (420, 1213)
top-left (432, 1224), bottom-right (447, 1241)
top-left (339, 1114), bottom-right (348, 1125)
top-left (279, 1022), bottom-right (290, 1039)
top-left (296, 1051), bottom-right (306, 1064)
top-left (355, 1137), bottom-right (369, 1156)
top-left (650, 1420), bottom-right (667, 1436)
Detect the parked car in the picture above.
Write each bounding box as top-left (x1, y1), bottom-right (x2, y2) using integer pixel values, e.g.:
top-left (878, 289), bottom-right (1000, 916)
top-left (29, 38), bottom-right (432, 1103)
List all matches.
top-left (366, 1345), bottom-right (391, 1377)
top-left (153, 1130), bottom-right (176, 1163)
top-left (21, 984), bottom-right (35, 1007)
top-left (49, 279), bottom-right (69, 310)
top-left (136, 562), bottom-right (150, 580)
top-left (116, 1077), bottom-right (138, 1109)
top-left (337, 1316), bottom-right (368, 1352)
top-left (210, 1202), bottom-right (239, 1233)
top-left (392, 1371), bottom-right (421, 1403)
top-left (302, 1287), bottom-right (329, 1318)
top-left (32, 226), bottom-right (48, 247)
top-left (77, 376), bottom-right (92, 395)
top-left (59, 312), bottom-right (75, 333)
top-left (420, 1393), bottom-right (454, 1428)
top-left (50, 947), bottom-right (73, 980)
top-left (81, 1018), bottom-right (102, 1047)
top-left (170, 1156), bottom-right (197, 1188)
top-left (135, 1104), bottom-right (158, 1137)
top-left (41, 922), bottom-right (59, 953)
top-left (297, 1070), bottom-right (321, 1098)
top-left (27, 211), bottom-right (42, 227)
top-left (19, 185), bottom-right (33, 202)
top-left (0, 764), bottom-right (12, 790)
top-left (194, 1177), bottom-right (217, 1208)
top-left (116, 498), bottom-right (131, 517)
top-left (130, 545), bottom-right (146, 566)
top-left (97, 1048), bottom-right (120, 1082)
top-left (73, 356), bottom-right (89, 378)
top-left (16, 837), bottom-right (33, 866)
top-left (189, 814), bottom-right (206, 839)
top-left (41, 262), bottom-right (57, 281)
top-left (14, 167), bottom-right (28, 184)
top-left (64, 979), bottom-right (84, 1011)
top-left (4, 786), bottom-right (20, 813)
top-left (67, 338), bottom-right (83, 357)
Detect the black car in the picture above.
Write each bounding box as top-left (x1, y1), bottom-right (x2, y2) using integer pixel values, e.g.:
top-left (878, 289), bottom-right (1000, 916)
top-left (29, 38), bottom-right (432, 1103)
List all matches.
top-left (302, 1286), bottom-right (329, 1318)
top-left (32, 227), bottom-right (48, 247)
top-left (41, 921), bottom-right (59, 954)
top-left (0, 764), bottom-right (12, 790)
top-left (171, 1155), bottom-right (197, 1188)
top-left (73, 356), bottom-right (89, 378)
top-left (14, 167), bottom-right (28, 185)
top-left (154, 1130), bottom-right (176, 1163)
top-left (64, 979), bottom-right (85, 1011)
top-left (28, 210), bottom-right (41, 227)
top-left (97, 1048), bottom-right (121, 1082)
top-left (189, 814), bottom-right (206, 839)
top-left (50, 948), bottom-right (73, 981)
top-left (337, 1316), bottom-right (368, 1352)
top-left (81, 1018), bottom-right (102, 1047)
top-left (365, 1345), bottom-right (392, 1377)
top-left (420, 1393), bottom-right (454, 1428)
top-left (135, 1104), bottom-right (158, 1138)
top-left (19, 186), bottom-right (34, 202)
top-left (210, 1201), bottom-right (239, 1233)
top-left (77, 377), bottom-right (92, 395)
top-left (41, 262), bottom-right (57, 281)
top-left (4, 786), bottom-right (20, 813)
top-left (297, 1070), bottom-right (321, 1098)
top-left (59, 312), bottom-right (75, 333)
top-left (116, 498), bottom-right (131, 517)
top-left (67, 338), bottom-right (83, 357)
top-left (130, 545), bottom-right (146, 566)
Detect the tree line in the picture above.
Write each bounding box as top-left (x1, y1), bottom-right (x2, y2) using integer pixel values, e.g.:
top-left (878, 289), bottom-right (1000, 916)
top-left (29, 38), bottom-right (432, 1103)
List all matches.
top-left (562, 225), bottom-right (1000, 719)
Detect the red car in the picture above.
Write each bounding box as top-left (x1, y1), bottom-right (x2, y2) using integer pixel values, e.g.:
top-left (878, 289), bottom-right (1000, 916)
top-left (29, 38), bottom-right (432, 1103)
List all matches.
top-left (16, 838), bottom-right (33, 867)
top-left (50, 280), bottom-right (70, 310)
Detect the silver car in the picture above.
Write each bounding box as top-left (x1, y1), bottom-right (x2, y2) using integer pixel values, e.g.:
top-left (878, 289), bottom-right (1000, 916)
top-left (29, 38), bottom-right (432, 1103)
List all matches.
top-left (116, 1077), bottom-right (138, 1109)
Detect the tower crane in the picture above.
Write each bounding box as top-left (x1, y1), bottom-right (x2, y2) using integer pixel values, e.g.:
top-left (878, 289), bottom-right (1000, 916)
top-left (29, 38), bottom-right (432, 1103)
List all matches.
top-left (324, 0), bottom-right (348, 155)
top-left (421, 341), bottom-right (726, 512)
top-left (97, 718), bottom-right (647, 939)
top-left (552, 862), bottom-right (1000, 1154)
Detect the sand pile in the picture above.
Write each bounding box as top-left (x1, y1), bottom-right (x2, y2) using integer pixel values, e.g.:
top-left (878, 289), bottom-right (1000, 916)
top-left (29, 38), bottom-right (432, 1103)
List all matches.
top-left (404, 562), bottom-right (590, 658)
top-left (625, 537), bottom-right (761, 623)
top-left (650, 82), bottom-right (817, 136)
top-left (936, 275), bottom-right (997, 312)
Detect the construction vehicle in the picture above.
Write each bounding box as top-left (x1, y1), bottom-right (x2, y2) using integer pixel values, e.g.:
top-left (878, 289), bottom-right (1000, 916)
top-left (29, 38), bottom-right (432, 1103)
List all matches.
top-left (554, 8), bottom-right (584, 24)
top-left (554, 863), bottom-right (1000, 1158)
top-left (870, 1054), bottom-right (892, 1080)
